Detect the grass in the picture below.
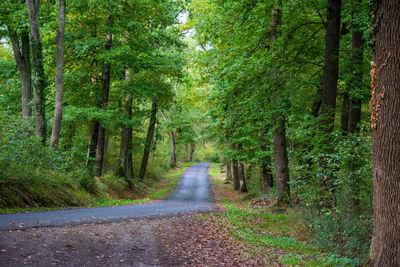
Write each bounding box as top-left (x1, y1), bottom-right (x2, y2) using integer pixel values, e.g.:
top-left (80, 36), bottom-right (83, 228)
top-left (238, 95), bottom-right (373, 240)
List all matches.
top-left (0, 161), bottom-right (195, 214)
top-left (207, 163), bottom-right (359, 266)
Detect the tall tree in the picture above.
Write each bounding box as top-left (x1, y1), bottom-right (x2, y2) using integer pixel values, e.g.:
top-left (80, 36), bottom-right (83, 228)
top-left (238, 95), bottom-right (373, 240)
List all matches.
top-left (26, 0), bottom-right (47, 142)
top-left (270, 2), bottom-right (290, 205)
top-left (95, 12), bottom-right (112, 177)
top-left (318, 0), bottom-right (342, 208)
top-left (168, 130), bottom-right (176, 167)
top-left (50, 0), bottom-right (66, 148)
top-left (8, 26), bottom-right (31, 121)
top-left (370, 1), bottom-right (400, 265)
top-left (139, 99), bottom-right (157, 179)
top-left (116, 70), bottom-right (133, 185)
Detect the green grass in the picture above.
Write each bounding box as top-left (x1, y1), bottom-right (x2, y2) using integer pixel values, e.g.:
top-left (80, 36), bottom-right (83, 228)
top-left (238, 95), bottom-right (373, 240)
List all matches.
top-left (207, 164), bottom-right (359, 267)
top-left (0, 162), bottom-right (195, 214)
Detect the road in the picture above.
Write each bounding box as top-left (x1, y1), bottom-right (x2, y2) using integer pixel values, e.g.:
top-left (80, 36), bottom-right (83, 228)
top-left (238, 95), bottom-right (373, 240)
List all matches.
top-left (0, 162), bottom-right (215, 230)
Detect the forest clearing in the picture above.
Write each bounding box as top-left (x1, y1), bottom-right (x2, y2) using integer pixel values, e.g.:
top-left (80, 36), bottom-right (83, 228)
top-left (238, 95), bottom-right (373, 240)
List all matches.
top-left (0, 0), bottom-right (399, 266)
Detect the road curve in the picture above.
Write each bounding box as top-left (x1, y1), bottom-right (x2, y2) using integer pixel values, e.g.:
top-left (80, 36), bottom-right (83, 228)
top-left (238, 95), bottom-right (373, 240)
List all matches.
top-left (0, 162), bottom-right (216, 230)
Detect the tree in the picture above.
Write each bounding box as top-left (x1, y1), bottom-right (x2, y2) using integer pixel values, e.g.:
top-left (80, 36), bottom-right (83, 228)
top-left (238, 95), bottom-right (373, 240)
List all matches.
top-left (50, 0), bottom-right (66, 148)
top-left (139, 99), bottom-right (157, 179)
top-left (370, 1), bottom-right (400, 265)
top-left (26, 0), bottom-right (47, 142)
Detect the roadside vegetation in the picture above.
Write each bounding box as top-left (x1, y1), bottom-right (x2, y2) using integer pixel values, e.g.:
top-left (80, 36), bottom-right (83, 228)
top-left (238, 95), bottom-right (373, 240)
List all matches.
top-left (208, 163), bottom-right (362, 266)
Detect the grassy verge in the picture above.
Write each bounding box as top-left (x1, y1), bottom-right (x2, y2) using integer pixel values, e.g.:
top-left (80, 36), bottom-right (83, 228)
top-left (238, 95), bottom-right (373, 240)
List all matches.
top-left (207, 163), bottom-right (359, 266)
top-left (0, 162), bottom-right (195, 214)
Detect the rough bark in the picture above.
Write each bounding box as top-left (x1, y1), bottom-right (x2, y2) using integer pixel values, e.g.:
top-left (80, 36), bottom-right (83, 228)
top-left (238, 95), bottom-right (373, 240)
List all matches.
top-left (261, 160), bottom-right (273, 194)
top-left (274, 118), bottom-right (290, 205)
top-left (169, 131), bottom-right (176, 167)
top-left (238, 161), bottom-right (248, 193)
top-left (27, 0), bottom-right (47, 142)
top-left (50, 0), bottom-right (66, 148)
top-left (95, 19), bottom-right (112, 177)
top-left (139, 99), bottom-right (157, 179)
top-left (8, 28), bottom-right (32, 121)
top-left (370, 1), bottom-right (400, 265)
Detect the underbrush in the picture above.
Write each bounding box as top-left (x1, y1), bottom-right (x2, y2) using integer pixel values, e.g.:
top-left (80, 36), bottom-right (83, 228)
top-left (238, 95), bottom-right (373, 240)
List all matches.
top-left (208, 163), bottom-right (362, 266)
top-left (0, 113), bottom-right (194, 212)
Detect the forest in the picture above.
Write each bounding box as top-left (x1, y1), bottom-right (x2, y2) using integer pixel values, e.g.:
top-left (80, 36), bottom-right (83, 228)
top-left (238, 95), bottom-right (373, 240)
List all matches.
top-left (0, 0), bottom-right (399, 266)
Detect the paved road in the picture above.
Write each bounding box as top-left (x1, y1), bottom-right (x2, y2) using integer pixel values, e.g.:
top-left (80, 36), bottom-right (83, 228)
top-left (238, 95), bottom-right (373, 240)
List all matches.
top-left (0, 162), bottom-right (215, 230)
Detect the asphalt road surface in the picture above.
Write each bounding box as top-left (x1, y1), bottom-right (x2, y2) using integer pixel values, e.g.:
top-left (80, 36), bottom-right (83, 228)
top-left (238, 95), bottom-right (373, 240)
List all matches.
top-left (0, 162), bottom-right (215, 230)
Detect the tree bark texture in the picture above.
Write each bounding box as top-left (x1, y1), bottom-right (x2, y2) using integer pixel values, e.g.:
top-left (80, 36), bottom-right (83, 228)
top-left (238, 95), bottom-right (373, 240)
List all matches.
top-left (320, 0), bottom-right (341, 132)
top-left (139, 99), bottom-right (157, 179)
top-left (95, 22), bottom-right (112, 177)
top-left (27, 0), bottom-right (47, 142)
top-left (370, 1), bottom-right (400, 265)
top-left (50, 0), bottom-right (66, 148)
top-left (262, 160), bottom-right (273, 194)
top-left (8, 28), bottom-right (32, 121)
top-left (238, 161), bottom-right (248, 193)
top-left (169, 131), bottom-right (176, 167)
top-left (274, 118), bottom-right (290, 205)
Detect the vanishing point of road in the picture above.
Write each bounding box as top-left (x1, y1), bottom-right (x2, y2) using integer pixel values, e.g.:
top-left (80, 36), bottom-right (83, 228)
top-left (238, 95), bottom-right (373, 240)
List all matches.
top-left (0, 162), bottom-right (216, 230)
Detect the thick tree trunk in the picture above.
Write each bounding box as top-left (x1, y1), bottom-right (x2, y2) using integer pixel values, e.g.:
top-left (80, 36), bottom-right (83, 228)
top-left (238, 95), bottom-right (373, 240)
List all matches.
top-left (238, 161), bottom-right (248, 193)
top-left (370, 1), bottom-right (400, 265)
top-left (8, 28), bottom-right (32, 121)
top-left (27, 0), bottom-right (47, 142)
top-left (190, 144), bottom-right (195, 161)
top-left (169, 131), bottom-right (176, 167)
top-left (139, 100), bottom-right (157, 179)
top-left (117, 93), bottom-right (133, 186)
top-left (274, 118), bottom-right (290, 205)
top-left (95, 23), bottom-right (112, 177)
top-left (50, 0), bottom-right (66, 148)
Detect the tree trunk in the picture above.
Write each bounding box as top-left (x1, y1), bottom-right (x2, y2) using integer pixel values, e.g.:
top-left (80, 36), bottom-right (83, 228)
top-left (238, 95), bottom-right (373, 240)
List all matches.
top-left (232, 157), bottom-right (239, 191)
top-left (274, 118), bottom-right (290, 205)
top-left (340, 92), bottom-right (349, 134)
top-left (27, 0), bottom-right (47, 143)
top-left (318, 0), bottom-right (342, 208)
top-left (8, 28), bottom-right (32, 121)
top-left (370, 1), bottom-right (400, 265)
top-left (95, 20), bottom-right (112, 177)
top-left (139, 99), bottom-right (157, 179)
top-left (320, 0), bottom-right (341, 131)
top-left (238, 161), bottom-right (248, 193)
top-left (50, 0), bottom-right (66, 148)
top-left (184, 144), bottom-right (189, 162)
top-left (86, 119), bottom-right (99, 167)
top-left (225, 161), bottom-right (232, 181)
top-left (169, 131), bottom-right (176, 167)
top-left (190, 144), bottom-right (195, 161)
top-left (262, 160), bottom-right (273, 194)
